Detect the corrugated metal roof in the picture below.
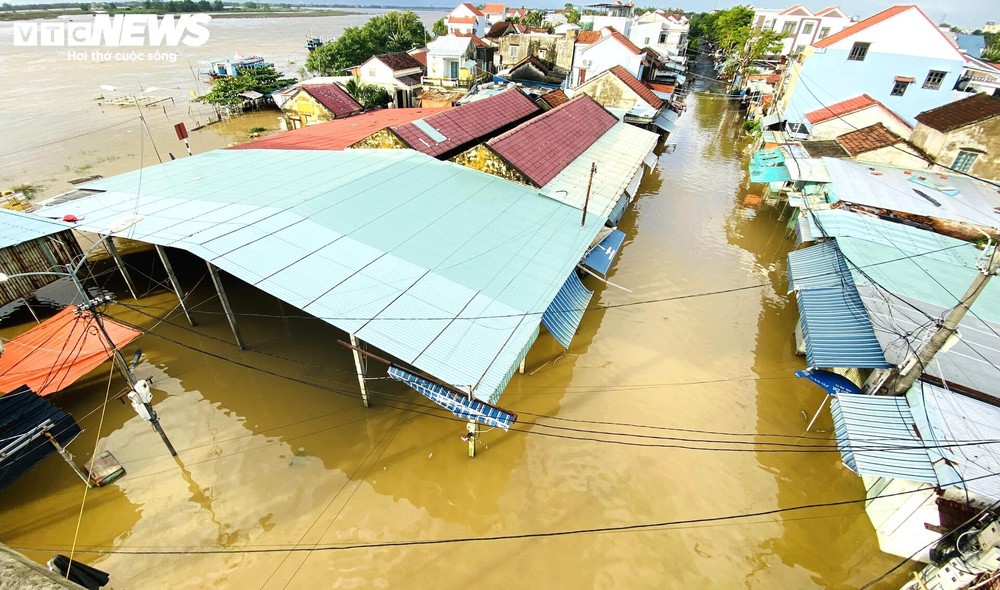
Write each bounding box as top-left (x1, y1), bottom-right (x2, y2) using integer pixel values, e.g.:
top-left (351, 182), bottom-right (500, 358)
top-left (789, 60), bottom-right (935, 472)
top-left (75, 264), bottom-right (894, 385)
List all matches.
top-left (542, 272), bottom-right (593, 349)
top-left (823, 157), bottom-right (1000, 229)
top-left (36, 149), bottom-right (604, 402)
top-left (539, 123), bottom-right (658, 218)
top-left (910, 381), bottom-right (1000, 500)
top-left (0, 209), bottom-right (74, 249)
top-left (830, 393), bottom-right (940, 483)
top-left (796, 287), bottom-right (890, 369)
top-left (582, 229), bottom-right (626, 276)
top-left (787, 241), bottom-right (853, 291)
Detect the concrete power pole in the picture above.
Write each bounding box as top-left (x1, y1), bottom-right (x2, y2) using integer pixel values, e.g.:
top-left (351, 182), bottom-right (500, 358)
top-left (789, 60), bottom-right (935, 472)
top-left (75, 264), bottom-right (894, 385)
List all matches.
top-left (875, 242), bottom-right (1000, 397)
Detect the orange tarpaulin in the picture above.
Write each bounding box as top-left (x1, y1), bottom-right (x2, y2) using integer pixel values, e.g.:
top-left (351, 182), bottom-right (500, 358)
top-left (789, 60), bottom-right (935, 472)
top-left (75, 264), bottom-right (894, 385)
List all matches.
top-left (0, 307), bottom-right (141, 396)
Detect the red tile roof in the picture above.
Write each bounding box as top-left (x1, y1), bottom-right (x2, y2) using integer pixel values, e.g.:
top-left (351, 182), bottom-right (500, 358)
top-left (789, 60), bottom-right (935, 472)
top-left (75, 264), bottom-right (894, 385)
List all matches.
top-left (483, 3), bottom-right (506, 13)
top-left (375, 51), bottom-right (424, 72)
top-left (804, 93), bottom-right (912, 129)
top-left (814, 5), bottom-right (912, 48)
top-left (487, 95), bottom-right (617, 187)
top-left (461, 2), bottom-right (484, 16)
top-left (449, 16), bottom-right (479, 24)
top-left (914, 93), bottom-right (1000, 132)
top-left (229, 108), bottom-right (448, 151)
top-left (645, 82), bottom-right (674, 94)
top-left (604, 28), bottom-right (643, 55)
top-left (608, 65), bottom-right (663, 109)
top-left (576, 30), bottom-right (602, 44)
top-left (804, 94), bottom-right (877, 123)
top-left (298, 84), bottom-right (362, 118)
top-left (539, 88), bottom-right (569, 108)
top-left (835, 122), bottom-right (902, 155)
top-left (455, 32), bottom-right (489, 47)
top-left (392, 88), bottom-right (541, 158)
top-left (408, 49), bottom-right (427, 67)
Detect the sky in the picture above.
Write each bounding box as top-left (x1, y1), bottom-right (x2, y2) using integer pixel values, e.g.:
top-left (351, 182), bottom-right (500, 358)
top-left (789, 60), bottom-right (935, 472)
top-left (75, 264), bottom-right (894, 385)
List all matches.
top-left (5, 0), bottom-right (996, 30)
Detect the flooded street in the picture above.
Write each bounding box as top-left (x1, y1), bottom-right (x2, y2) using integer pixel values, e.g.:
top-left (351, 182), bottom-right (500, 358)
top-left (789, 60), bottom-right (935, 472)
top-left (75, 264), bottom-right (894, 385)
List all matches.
top-left (1, 23), bottom-right (916, 586)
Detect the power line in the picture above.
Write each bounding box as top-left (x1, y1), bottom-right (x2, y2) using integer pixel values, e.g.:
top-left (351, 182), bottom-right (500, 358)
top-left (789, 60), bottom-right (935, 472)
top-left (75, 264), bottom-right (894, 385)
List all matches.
top-left (13, 471), bottom-right (1000, 557)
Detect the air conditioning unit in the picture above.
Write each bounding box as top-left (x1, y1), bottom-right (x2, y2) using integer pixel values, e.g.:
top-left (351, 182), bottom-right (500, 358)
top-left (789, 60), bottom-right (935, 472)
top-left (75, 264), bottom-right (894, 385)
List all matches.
top-left (581, 59), bottom-right (592, 67)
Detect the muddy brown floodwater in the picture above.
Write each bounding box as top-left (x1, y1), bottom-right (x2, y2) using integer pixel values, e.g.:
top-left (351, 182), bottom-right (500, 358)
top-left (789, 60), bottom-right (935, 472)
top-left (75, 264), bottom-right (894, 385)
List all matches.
top-left (1, 39), bottom-right (915, 590)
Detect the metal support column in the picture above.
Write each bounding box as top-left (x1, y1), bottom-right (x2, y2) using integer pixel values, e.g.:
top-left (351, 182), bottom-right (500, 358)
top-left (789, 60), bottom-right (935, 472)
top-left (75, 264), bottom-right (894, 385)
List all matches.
top-left (103, 237), bottom-right (140, 300)
top-left (206, 262), bottom-right (245, 349)
top-left (155, 245), bottom-right (196, 326)
top-left (349, 334), bottom-right (370, 408)
top-left (44, 432), bottom-right (92, 487)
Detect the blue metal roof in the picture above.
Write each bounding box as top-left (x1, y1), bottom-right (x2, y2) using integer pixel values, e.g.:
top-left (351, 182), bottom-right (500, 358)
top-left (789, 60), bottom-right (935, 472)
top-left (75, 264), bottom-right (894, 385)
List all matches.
top-left (831, 393), bottom-right (939, 483)
top-left (36, 149), bottom-right (605, 403)
top-left (0, 209), bottom-right (74, 250)
top-left (387, 366), bottom-right (517, 430)
top-left (542, 272), bottom-right (593, 349)
top-left (787, 241), bottom-right (852, 291)
top-left (582, 229), bottom-right (626, 277)
top-left (749, 164), bottom-right (791, 183)
top-left (796, 288), bottom-right (890, 369)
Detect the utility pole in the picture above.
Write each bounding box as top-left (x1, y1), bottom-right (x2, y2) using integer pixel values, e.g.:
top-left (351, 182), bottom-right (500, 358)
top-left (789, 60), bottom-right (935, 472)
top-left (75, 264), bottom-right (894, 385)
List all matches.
top-left (875, 242), bottom-right (1000, 396)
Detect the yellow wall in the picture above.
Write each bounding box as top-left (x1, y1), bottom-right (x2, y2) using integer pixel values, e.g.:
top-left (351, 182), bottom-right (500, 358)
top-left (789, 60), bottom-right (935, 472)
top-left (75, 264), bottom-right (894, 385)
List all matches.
top-left (451, 146), bottom-right (532, 185)
top-left (282, 90), bottom-right (335, 127)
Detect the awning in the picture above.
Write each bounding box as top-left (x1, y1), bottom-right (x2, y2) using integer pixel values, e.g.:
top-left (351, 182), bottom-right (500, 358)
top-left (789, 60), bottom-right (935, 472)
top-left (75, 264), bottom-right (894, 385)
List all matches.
top-left (625, 167), bottom-right (643, 197)
top-left (0, 385), bottom-right (82, 490)
top-left (794, 368), bottom-right (862, 395)
top-left (654, 109), bottom-right (678, 132)
top-left (749, 164), bottom-right (791, 183)
top-left (607, 192), bottom-right (631, 225)
top-left (387, 365), bottom-right (516, 430)
top-left (796, 288), bottom-right (890, 369)
top-left (761, 112), bottom-right (784, 129)
top-left (831, 393), bottom-right (938, 483)
top-left (751, 148), bottom-right (785, 167)
top-left (0, 307), bottom-right (141, 396)
top-left (239, 90), bottom-right (264, 100)
top-left (674, 74), bottom-right (687, 85)
top-left (643, 149), bottom-right (657, 169)
top-left (787, 241), bottom-right (852, 291)
top-left (542, 272), bottom-right (593, 349)
top-left (894, 76), bottom-right (915, 83)
top-left (582, 229), bottom-right (626, 277)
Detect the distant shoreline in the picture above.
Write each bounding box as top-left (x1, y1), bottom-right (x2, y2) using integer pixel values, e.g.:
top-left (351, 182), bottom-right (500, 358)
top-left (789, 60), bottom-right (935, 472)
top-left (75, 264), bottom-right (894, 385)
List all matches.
top-left (0, 5), bottom-right (447, 21)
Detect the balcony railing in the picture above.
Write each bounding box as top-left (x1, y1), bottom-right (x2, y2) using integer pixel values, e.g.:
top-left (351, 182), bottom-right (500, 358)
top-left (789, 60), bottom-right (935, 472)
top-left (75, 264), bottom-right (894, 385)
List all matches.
top-left (421, 76), bottom-right (475, 89)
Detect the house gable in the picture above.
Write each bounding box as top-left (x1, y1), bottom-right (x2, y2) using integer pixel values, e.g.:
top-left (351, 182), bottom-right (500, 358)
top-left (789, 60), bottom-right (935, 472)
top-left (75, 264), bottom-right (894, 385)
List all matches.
top-left (450, 145), bottom-right (532, 185)
top-left (350, 128), bottom-right (411, 150)
top-left (814, 5), bottom-right (963, 61)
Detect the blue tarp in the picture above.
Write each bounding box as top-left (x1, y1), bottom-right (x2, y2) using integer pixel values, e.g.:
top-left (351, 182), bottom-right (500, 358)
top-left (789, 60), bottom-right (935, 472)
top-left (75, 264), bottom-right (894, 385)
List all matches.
top-left (387, 366), bottom-right (517, 430)
top-left (542, 272), bottom-right (593, 349)
top-left (794, 368), bottom-right (863, 395)
top-left (582, 230), bottom-right (626, 276)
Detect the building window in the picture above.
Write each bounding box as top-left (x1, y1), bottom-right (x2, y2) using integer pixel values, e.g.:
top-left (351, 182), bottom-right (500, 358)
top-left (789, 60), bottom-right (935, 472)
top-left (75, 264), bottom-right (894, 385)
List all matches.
top-left (781, 21), bottom-right (796, 35)
top-left (923, 70), bottom-right (947, 90)
top-left (848, 41), bottom-right (870, 61)
top-left (644, 36), bottom-right (650, 44)
top-left (802, 22), bottom-right (814, 34)
top-left (659, 32), bottom-right (668, 43)
top-left (818, 27), bottom-right (830, 39)
top-left (508, 44), bottom-right (519, 58)
top-left (952, 150), bottom-right (979, 172)
top-left (538, 48), bottom-right (547, 59)
top-left (794, 45), bottom-right (805, 55)
top-left (890, 79), bottom-right (911, 96)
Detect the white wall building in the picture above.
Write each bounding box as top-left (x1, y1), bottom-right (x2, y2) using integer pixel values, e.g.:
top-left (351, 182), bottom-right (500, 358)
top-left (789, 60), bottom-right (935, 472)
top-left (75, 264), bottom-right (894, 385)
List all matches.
top-left (572, 27), bottom-right (646, 87)
top-left (426, 34), bottom-right (476, 86)
top-left (752, 4), bottom-right (854, 56)
top-left (629, 11), bottom-right (689, 58)
top-left (447, 3), bottom-right (489, 37)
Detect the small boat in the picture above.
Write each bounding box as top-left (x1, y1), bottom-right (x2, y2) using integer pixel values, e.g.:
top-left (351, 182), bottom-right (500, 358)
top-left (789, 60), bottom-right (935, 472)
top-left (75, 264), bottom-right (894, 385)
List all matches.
top-left (305, 36), bottom-right (325, 52)
top-left (198, 54), bottom-right (273, 79)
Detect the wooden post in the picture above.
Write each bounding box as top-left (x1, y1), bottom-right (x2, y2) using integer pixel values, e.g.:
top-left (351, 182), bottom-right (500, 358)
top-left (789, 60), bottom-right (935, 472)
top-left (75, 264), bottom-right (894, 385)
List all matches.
top-left (103, 237), bottom-right (140, 300)
top-left (581, 162), bottom-right (596, 227)
top-left (349, 334), bottom-right (370, 408)
top-left (21, 298), bottom-right (40, 324)
top-left (155, 245), bottom-right (196, 326)
top-left (206, 262), bottom-right (245, 349)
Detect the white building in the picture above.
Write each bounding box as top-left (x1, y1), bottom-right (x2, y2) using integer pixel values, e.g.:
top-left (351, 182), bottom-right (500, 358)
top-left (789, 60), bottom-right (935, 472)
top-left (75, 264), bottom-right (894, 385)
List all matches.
top-left (572, 27), bottom-right (646, 87)
top-left (358, 52), bottom-right (425, 108)
top-left (447, 3), bottom-right (489, 37)
top-left (628, 11), bottom-right (689, 58)
top-left (425, 34), bottom-right (476, 87)
top-left (482, 3), bottom-right (506, 25)
top-left (752, 4), bottom-right (854, 56)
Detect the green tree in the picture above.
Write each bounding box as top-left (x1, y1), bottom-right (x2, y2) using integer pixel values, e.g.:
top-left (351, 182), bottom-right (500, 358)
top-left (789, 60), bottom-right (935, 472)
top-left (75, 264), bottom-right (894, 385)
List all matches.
top-left (195, 64), bottom-right (294, 107)
top-left (344, 77), bottom-right (391, 109)
top-left (723, 28), bottom-right (785, 83)
top-left (306, 10), bottom-right (427, 76)
top-left (522, 9), bottom-right (543, 28)
top-left (211, 0), bottom-right (223, 10)
top-left (0, 3), bottom-right (12, 11)
top-left (565, 8), bottom-right (580, 24)
top-left (432, 17), bottom-right (447, 37)
top-left (78, 2), bottom-right (90, 11)
top-left (197, 0), bottom-right (210, 10)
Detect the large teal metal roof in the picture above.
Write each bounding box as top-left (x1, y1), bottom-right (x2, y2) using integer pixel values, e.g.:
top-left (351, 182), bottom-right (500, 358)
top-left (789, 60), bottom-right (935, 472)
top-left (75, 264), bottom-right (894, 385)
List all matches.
top-left (37, 149), bottom-right (605, 402)
top-left (0, 209), bottom-right (74, 250)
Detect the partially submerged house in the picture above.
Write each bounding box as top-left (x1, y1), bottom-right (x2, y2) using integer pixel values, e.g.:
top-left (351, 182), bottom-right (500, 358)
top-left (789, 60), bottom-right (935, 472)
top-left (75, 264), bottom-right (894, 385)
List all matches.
top-left (0, 209), bottom-right (83, 316)
top-left (280, 83), bottom-right (363, 129)
top-left (357, 52), bottom-right (426, 108)
top-left (352, 87), bottom-right (541, 159)
top-left (910, 92), bottom-right (1000, 180)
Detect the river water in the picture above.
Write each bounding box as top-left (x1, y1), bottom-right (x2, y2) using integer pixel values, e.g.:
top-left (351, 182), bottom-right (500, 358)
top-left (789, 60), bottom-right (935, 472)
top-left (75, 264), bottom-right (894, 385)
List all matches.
top-left (0, 15), bottom-right (915, 589)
